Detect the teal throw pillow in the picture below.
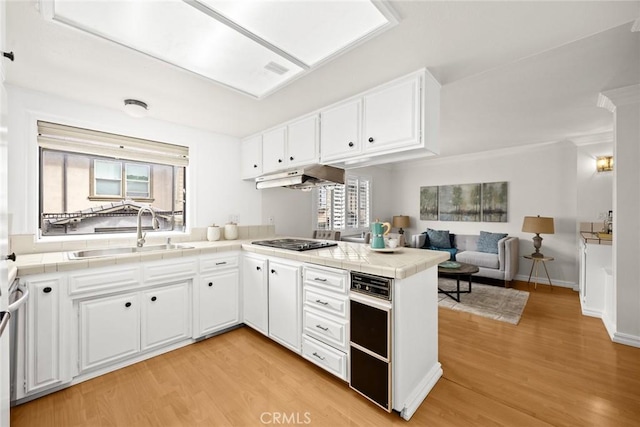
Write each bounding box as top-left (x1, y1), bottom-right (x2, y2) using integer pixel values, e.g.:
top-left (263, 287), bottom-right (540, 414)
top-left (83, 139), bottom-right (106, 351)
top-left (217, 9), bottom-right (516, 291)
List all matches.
top-left (477, 231), bottom-right (508, 254)
top-left (426, 228), bottom-right (451, 249)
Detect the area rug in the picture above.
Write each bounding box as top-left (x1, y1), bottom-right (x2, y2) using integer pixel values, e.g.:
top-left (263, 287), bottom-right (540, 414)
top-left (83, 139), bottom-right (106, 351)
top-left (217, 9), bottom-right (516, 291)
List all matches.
top-left (438, 278), bottom-right (529, 325)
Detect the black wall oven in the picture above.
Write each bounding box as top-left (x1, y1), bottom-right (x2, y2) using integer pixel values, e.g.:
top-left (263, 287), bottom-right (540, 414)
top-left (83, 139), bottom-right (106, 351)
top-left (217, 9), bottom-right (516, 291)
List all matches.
top-left (349, 272), bottom-right (392, 412)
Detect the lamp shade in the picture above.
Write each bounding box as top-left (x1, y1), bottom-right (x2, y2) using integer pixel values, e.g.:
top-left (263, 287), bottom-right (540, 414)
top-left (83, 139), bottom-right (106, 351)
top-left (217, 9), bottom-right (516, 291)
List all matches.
top-left (392, 215), bottom-right (411, 228)
top-left (522, 216), bottom-right (555, 234)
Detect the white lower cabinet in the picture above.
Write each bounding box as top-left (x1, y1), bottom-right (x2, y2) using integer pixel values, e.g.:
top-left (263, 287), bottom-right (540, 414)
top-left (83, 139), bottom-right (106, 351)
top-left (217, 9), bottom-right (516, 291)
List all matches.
top-left (79, 292), bottom-right (141, 372)
top-left (197, 270), bottom-right (240, 336)
top-left (268, 259), bottom-right (302, 353)
top-left (79, 281), bottom-right (191, 373)
top-left (242, 254), bottom-right (269, 335)
top-left (301, 264), bottom-right (349, 381)
top-left (22, 275), bottom-right (72, 397)
top-left (141, 282), bottom-right (191, 351)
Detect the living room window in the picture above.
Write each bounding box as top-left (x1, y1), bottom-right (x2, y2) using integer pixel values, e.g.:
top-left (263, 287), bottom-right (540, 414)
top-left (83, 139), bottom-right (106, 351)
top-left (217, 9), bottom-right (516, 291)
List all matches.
top-left (316, 175), bottom-right (371, 232)
top-left (38, 121), bottom-right (188, 236)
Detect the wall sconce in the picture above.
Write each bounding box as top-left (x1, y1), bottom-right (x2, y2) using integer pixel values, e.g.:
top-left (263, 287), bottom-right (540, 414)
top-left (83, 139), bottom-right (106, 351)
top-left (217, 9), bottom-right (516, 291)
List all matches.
top-left (124, 99), bottom-right (149, 118)
top-left (596, 156), bottom-right (613, 172)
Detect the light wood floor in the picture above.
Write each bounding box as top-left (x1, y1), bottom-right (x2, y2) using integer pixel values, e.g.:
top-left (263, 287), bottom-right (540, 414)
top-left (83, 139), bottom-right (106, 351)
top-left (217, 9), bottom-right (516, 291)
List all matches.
top-left (11, 282), bottom-right (640, 426)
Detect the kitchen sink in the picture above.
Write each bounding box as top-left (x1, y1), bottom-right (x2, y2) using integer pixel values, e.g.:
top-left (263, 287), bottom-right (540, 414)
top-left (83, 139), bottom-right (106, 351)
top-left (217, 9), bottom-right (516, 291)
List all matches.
top-left (67, 243), bottom-right (195, 260)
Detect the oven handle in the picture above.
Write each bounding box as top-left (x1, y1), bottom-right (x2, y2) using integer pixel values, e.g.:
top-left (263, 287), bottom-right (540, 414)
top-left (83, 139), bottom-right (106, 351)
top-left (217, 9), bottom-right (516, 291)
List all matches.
top-left (8, 283), bottom-right (29, 314)
top-left (0, 311), bottom-right (10, 338)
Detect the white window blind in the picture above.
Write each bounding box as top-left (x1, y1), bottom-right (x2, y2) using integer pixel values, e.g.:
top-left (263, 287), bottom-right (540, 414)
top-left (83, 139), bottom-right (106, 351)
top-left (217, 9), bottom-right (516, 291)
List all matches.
top-left (37, 121), bottom-right (189, 167)
top-left (315, 175), bottom-right (370, 231)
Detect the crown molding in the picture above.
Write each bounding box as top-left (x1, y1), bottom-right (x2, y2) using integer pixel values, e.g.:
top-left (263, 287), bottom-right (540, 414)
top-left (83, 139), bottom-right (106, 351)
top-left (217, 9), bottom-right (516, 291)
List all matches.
top-left (570, 131), bottom-right (614, 146)
top-left (598, 84), bottom-right (640, 112)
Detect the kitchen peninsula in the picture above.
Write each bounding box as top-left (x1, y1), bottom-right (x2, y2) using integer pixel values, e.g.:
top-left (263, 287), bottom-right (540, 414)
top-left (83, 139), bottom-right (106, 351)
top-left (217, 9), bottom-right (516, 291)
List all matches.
top-left (10, 235), bottom-right (448, 420)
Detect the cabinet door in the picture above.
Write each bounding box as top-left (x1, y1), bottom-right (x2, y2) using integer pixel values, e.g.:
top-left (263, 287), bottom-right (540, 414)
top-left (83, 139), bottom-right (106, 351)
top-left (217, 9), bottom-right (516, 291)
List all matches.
top-left (262, 126), bottom-right (287, 173)
top-left (268, 260), bottom-right (302, 353)
top-left (241, 135), bottom-right (263, 179)
top-left (25, 277), bottom-right (65, 394)
top-left (363, 76), bottom-right (421, 153)
top-left (198, 270), bottom-right (240, 337)
top-left (320, 98), bottom-right (362, 162)
top-left (242, 255), bottom-right (269, 335)
top-left (79, 293), bottom-right (140, 372)
top-left (287, 115), bottom-right (319, 168)
top-left (141, 282), bottom-right (191, 351)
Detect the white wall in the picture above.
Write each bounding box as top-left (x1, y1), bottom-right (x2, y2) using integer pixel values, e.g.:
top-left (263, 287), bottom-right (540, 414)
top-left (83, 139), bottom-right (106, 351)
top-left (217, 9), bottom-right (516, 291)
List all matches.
top-left (6, 85), bottom-right (261, 238)
top-left (391, 141), bottom-right (579, 286)
top-left (576, 142), bottom-right (613, 223)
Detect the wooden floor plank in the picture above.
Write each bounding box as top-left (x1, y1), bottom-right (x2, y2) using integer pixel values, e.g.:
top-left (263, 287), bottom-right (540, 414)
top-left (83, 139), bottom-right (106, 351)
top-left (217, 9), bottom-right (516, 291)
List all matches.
top-left (11, 281), bottom-right (640, 426)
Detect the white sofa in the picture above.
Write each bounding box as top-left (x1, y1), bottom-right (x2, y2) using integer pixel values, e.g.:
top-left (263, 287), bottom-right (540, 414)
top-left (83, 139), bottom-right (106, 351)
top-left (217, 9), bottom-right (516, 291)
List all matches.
top-left (412, 233), bottom-right (519, 287)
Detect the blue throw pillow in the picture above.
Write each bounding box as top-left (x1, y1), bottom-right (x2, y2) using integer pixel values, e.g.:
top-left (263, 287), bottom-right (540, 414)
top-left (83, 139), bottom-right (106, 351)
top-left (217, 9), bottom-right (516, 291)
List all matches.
top-left (477, 231), bottom-right (508, 254)
top-left (426, 228), bottom-right (451, 249)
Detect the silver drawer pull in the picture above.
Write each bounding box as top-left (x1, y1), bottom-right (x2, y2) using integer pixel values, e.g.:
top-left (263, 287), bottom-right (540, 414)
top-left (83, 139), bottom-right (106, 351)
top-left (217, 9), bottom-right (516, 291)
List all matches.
top-left (312, 352), bottom-right (325, 361)
top-left (315, 299), bottom-right (329, 306)
top-left (215, 261), bottom-right (227, 265)
top-left (315, 324), bottom-right (329, 331)
top-left (314, 277), bottom-right (327, 282)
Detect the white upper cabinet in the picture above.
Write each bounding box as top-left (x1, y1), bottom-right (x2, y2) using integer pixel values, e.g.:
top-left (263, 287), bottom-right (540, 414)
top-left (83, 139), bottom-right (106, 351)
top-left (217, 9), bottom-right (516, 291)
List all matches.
top-left (320, 98), bottom-right (362, 162)
top-left (262, 126), bottom-right (287, 174)
top-left (363, 76), bottom-right (420, 153)
top-left (241, 134), bottom-right (263, 180)
top-left (287, 114), bottom-right (319, 168)
top-left (240, 68), bottom-right (440, 176)
top-left (320, 69), bottom-right (439, 166)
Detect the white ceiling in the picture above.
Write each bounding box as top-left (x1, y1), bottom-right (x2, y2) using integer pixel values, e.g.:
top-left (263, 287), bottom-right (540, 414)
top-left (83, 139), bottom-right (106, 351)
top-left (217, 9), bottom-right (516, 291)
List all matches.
top-left (5, 1), bottom-right (640, 158)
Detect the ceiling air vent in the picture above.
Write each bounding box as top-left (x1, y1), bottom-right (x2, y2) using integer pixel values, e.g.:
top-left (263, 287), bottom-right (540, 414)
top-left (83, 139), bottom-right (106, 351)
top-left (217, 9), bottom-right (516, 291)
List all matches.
top-left (264, 61), bottom-right (289, 75)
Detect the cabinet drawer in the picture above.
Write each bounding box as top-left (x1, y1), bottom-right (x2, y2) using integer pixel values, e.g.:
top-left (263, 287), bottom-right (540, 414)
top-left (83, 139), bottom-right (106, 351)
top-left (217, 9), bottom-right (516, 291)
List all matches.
top-left (303, 288), bottom-right (347, 318)
top-left (303, 265), bottom-right (348, 294)
top-left (302, 335), bottom-right (347, 381)
top-left (143, 259), bottom-right (197, 284)
top-left (200, 254), bottom-right (239, 273)
top-left (303, 308), bottom-right (348, 352)
top-left (69, 266), bottom-right (140, 296)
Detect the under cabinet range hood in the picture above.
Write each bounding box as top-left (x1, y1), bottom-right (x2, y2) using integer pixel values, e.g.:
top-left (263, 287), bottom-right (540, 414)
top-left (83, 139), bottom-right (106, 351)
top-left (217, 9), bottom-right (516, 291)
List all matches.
top-left (255, 165), bottom-right (345, 190)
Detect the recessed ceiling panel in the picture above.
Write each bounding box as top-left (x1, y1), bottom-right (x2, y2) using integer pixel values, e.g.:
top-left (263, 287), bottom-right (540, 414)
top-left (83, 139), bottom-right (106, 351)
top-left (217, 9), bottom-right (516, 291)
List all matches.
top-left (47, 0), bottom-right (304, 97)
top-left (196, 0), bottom-right (392, 66)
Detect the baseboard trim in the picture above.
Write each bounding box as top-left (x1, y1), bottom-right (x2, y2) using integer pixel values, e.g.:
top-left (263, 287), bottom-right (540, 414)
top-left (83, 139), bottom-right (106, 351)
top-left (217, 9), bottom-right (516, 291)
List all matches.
top-left (514, 274), bottom-right (575, 289)
top-left (612, 331), bottom-right (640, 348)
top-left (397, 362), bottom-right (443, 421)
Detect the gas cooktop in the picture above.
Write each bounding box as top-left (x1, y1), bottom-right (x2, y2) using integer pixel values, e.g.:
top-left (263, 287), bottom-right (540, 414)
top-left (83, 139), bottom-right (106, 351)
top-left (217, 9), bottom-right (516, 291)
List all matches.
top-left (251, 238), bottom-right (338, 251)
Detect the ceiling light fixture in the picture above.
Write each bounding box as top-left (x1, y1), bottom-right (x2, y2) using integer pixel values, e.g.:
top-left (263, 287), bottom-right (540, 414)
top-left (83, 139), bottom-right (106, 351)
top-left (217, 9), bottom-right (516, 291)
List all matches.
top-left (123, 99), bottom-right (149, 118)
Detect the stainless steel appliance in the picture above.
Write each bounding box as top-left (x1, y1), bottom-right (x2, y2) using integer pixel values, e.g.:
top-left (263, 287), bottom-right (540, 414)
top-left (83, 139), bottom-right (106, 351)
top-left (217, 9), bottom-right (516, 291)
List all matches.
top-left (349, 271), bottom-right (393, 412)
top-left (255, 165), bottom-right (345, 190)
top-left (251, 238), bottom-right (337, 251)
top-left (8, 278), bottom-right (29, 402)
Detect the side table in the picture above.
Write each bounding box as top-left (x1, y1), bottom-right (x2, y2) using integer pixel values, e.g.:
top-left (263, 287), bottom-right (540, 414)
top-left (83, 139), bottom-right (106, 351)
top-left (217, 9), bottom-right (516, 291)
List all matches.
top-left (523, 255), bottom-right (554, 290)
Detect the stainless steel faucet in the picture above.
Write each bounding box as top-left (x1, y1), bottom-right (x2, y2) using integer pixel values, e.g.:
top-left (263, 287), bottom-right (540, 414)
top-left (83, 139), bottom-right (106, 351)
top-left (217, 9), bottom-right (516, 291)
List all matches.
top-left (137, 207), bottom-right (159, 247)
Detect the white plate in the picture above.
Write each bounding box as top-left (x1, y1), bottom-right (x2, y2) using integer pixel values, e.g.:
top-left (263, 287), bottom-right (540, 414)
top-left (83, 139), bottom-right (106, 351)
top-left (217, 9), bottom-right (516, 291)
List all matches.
top-left (367, 246), bottom-right (403, 253)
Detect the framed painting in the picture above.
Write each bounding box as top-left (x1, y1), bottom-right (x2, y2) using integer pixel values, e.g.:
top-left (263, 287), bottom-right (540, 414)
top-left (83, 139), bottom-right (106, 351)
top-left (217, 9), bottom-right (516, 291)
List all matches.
top-left (438, 183), bottom-right (481, 222)
top-left (482, 181), bottom-right (508, 222)
top-left (419, 186), bottom-right (438, 220)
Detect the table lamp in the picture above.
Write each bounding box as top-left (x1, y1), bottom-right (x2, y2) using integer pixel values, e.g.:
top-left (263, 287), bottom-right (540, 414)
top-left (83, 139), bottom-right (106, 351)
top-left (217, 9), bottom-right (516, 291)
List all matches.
top-left (392, 215), bottom-right (411, 234)
top-left (522, 215), bottom-right (554, 258)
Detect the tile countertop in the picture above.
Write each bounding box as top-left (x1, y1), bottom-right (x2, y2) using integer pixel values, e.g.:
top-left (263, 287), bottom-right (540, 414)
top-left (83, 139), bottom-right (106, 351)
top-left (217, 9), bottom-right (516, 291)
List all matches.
top-left (580, 232), bottom-right (613, 245)
top-left (242, 241), bottom-right (449, 279)
top-left (10, 239), bottom-right (449, 280)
